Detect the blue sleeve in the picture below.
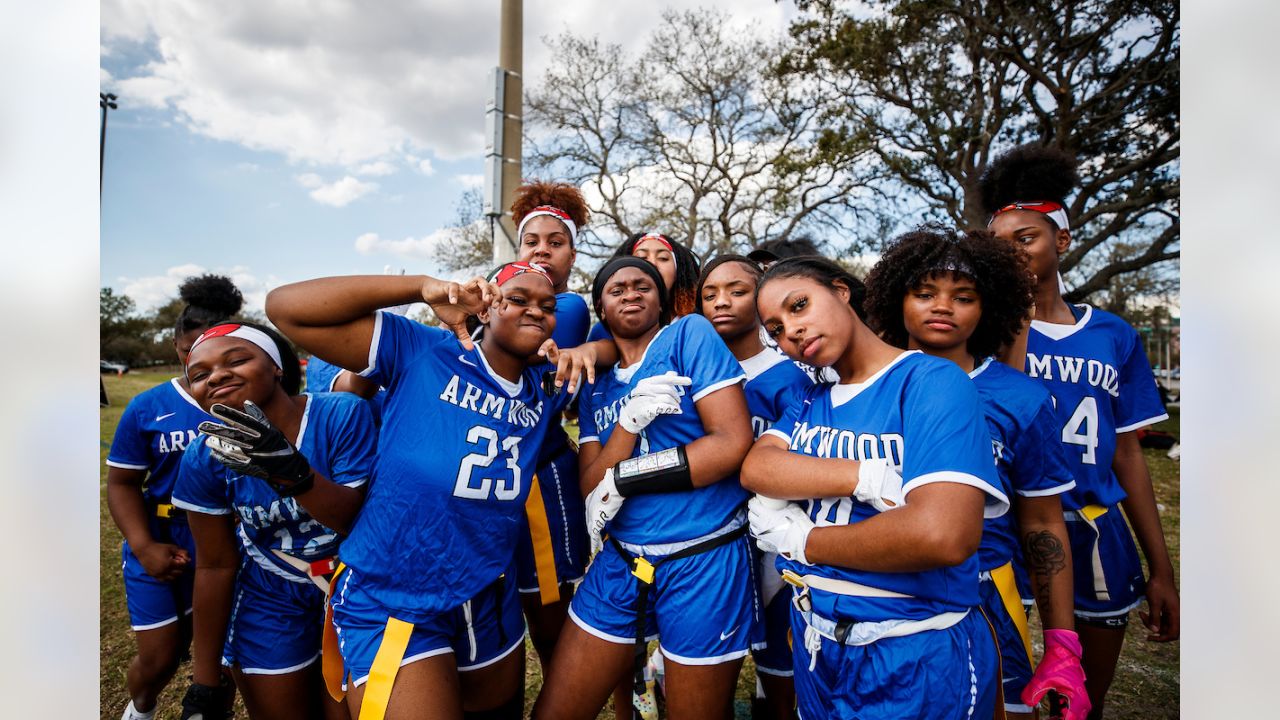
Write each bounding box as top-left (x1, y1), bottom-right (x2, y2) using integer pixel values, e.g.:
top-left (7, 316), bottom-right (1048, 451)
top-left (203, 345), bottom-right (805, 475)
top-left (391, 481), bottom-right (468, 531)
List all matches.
top-left (171, 442), bottom-right (233, 515)
top-left (586, 321), bottom-right (613, 343)
top-left (901, 363), bottom-right (1007, 511)
top-left (359, 311), bottom-right (451, 390)
top-left (106, 394), bottom-right (150, 470)
top-left (768, 367), bottom-right (813, 424)
top-left (762, 387), bottom-right (807, 445)
top-left (551, 293), bottom-right (591, 350)
top-left (1113, 326), bottom-right (1168, 433)
top-left (306, 357), bottom-right (342, 393)
top-left (576, 383), bottom-right (601, 445)
top-left (326, 398), bottom-right (377, 488)
top-left (1012, 395), bottom-right (1076, 497)
top-left (675, 315), bottom-right (746, 401)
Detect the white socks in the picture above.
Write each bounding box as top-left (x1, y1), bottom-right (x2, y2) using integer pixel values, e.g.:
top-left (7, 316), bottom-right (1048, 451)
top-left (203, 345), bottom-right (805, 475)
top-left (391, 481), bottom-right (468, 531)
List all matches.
top-left (121, 700), bottom-right (156, 720)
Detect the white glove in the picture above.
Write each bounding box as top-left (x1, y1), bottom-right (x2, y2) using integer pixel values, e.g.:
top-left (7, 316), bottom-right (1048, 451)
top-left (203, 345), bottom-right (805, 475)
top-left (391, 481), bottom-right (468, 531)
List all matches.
top-left (852, 458), bottom-right (906, 512)
top-left (383, 266), bottom-right (413, 316)
top-left (585, 468), bottom-right (626, 555)
top-left (618, 371), bottom-right (692, 434)
top-left (748, 496), bottom-right (815, 565)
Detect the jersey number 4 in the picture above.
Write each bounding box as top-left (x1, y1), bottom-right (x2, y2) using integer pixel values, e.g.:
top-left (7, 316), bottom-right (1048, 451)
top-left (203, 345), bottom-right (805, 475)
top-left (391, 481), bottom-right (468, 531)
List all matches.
top-left (453, 426), bottom-right (522, 501)
top-left (1061, 396), bottom-right (1099, 465)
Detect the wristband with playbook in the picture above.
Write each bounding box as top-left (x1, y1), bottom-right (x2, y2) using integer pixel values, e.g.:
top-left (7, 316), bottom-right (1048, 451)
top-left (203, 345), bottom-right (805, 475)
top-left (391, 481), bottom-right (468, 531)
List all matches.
top-left (613, 445), bottom-right (693, 497)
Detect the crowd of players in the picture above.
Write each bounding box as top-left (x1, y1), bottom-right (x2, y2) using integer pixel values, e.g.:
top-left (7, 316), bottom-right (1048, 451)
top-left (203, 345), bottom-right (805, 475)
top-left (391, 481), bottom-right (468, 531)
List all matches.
top-left (106, 143), bottom-right (1179, 720)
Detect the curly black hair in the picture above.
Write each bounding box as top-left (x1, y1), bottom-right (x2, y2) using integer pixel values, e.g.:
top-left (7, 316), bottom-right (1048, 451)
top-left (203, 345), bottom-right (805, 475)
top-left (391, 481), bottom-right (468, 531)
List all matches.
top-left (863, 225), bottom-right (1033, 360)
top-left (175, 274), bottom-right (244, 337)
top-left (978, 144), bottom-right (1079, 225)
top-left (758, 256), bottom-right (867, 320)
top-left (696, 254), bottom-right (762, 317)
top-left (610, 233), bottom-right (702, 319)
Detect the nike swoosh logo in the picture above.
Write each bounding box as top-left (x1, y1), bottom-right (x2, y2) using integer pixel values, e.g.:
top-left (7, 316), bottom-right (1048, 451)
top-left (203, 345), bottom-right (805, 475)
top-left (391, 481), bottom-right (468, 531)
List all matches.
top-left (719, 626), bottom-right (739, 641)
top-left (155, 412), bottom-right (177, 422)
top-left (457, 354), bottom-right (478, 368)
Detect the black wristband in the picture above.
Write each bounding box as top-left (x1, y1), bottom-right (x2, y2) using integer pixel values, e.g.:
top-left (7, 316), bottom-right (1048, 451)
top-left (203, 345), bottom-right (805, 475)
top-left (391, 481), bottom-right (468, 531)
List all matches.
top-left (613, 445), bottom-right (693, 497)
top-left (272, 469), bottom-right (316, 498)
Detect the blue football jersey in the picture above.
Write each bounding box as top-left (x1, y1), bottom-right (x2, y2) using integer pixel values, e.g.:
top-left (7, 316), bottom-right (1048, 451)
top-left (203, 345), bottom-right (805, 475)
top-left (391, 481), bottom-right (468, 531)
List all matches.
top-left (1025, 305), bottom-right (1167, 509)
top-left (578, 314), bottom-right (747, 545)
top-left (305, 356), bottom-right (343, 393)
top-left (339, 312), bottom-right (574, 618)
top-left (551, 292), bottom-right (591, 350)
top-left (969, 358), bottom-right (1076, 571)
top-left (106, 378), bottom-right (210, 503)
top-left (173, 392), bottom-right (376, 584)
top-left (764, 351), bottom-right (1005, 622)
top-left (740, 346), bottom-right (813, 439)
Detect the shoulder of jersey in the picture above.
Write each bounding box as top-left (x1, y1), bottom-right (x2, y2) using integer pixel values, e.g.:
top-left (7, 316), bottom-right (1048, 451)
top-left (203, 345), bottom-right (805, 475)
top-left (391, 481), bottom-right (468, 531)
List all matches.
top-left (975, 360), bottom-right (1054, 413)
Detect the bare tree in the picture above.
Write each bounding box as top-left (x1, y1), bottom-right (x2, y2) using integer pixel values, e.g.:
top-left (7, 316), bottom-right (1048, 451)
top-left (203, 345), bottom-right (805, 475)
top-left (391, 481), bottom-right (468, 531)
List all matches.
top-left (786, 0), bottom-right (1179, 301)
top-left (526, 8), bottom-right (880, 263)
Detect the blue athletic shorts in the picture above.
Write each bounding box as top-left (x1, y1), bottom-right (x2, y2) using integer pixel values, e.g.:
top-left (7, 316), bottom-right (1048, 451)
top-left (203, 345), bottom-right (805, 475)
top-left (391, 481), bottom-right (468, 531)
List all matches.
top-left (978, 575), bottom-right (1034, 714)
top-left (222, 558), bottom-right (327, 675)
top-left (121, 518), bottom-right (197, 631)
top-left (515, 445), bottom-right (588, 597)
top-left (1065, 505), bottom-right (1145, 622)
top-left (330, 565), bottom-right (525, 688)
top-left (751, 546), bottom-right (793, 677)
top-left (569, 527), bottom-right (761, 665)
top-left (791, 607), bottom-right (997, 720)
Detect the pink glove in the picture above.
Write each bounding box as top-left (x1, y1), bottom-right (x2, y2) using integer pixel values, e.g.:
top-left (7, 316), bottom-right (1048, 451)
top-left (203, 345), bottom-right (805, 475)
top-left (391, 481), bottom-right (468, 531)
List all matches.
top-left (1021, 629), bottom-right (1091, 720)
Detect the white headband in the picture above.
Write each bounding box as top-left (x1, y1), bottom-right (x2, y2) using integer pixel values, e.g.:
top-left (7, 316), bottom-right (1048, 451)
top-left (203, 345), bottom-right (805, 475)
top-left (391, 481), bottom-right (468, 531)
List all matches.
top-left (188, 323), bottom-right (283, 369)
top-left (516, 206), bottom-right (577, 246)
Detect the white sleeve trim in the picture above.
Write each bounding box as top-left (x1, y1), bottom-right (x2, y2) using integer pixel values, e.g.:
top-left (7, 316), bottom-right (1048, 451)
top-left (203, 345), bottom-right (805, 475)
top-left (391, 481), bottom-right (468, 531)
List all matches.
top-left (357, 310), bottom-right (385, 378)
top-left (171, 497), bottom-right (233, 515)
top-left (1116, 413), bottom-right (1169, 434)
top-left (1017, 480), bottom-right (1076, 498)
top-left (106, 459), bottom-right (149, 470)
top-left (691, 374), bottom-right (746, 402)
top-left (761, 428), bottom-right (792, 444)
top-left (340, 477), bottom-right (369, 489)
top-left (578, 436), bottom-right (600, 446)
top-left (902, 471), bottom-right (1010, 519)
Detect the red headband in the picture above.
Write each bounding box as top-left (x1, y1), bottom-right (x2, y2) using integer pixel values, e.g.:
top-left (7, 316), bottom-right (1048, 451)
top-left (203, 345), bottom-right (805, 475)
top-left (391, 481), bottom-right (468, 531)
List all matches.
top-left (490, 261), bottom-right (553, 287)
top-left (636, 233), bottom-right (674, 254)
top-left (989, 200), bottom-right (1070, 231)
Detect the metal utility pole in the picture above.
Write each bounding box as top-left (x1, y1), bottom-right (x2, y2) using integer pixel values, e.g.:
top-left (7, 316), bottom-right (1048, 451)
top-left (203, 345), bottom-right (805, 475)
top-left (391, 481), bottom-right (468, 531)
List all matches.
top-left (485, 0), bottom-right (523, 264)
top-left (100, 92), bottom-right (118, 196)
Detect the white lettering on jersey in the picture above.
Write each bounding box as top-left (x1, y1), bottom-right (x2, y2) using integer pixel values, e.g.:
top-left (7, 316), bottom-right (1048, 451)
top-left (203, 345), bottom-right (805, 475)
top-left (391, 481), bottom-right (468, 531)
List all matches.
top-left (1027, 353), bottom-right (1119, 397)
top-left (157, 429), bottom-right (198, 454)
top-left (786, 421), bottom-right (904, 466)
top-left (438, 375), bottom-right (545, 429)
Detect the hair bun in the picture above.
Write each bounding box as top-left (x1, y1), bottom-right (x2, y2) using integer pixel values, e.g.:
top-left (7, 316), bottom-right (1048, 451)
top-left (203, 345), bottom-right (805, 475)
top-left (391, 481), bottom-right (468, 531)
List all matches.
top-left (179, 274), bottom-right (244, 317)
top-left (978, 144), bottom-right (1079, 217)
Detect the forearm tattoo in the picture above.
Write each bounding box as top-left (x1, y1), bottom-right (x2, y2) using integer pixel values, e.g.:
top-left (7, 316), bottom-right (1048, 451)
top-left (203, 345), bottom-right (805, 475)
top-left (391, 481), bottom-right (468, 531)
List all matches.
top-left (1023, 530), bottom-right (1067, 614)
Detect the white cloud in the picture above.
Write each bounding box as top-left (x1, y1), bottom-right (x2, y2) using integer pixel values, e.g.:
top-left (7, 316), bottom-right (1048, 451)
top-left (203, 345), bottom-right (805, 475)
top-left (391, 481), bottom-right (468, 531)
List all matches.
top-left (417, 158), bottom-right (436, 176)
top-left (117, 264), bottom-right (281, 315)
top-left (354, 230), bottom-right (448, 260)
top-left (454, 173), bottom-right (483, 189)
top-left (308, 176), bottom-right (378, 207)
top-left (356, 160), bottom-right (397, 176)
top-left (294, 172), bottom-right (323, 189)
top-left (100, 1), bottom-right (792, 170)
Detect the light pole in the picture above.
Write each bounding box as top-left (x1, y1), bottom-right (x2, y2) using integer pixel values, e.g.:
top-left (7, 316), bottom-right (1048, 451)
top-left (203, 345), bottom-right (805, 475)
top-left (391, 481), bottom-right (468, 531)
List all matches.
top-left (100, 92), bottom-right (118, 196)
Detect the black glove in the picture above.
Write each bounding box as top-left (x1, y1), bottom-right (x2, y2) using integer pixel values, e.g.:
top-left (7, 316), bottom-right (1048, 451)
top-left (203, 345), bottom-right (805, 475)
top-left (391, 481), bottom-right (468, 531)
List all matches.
top-left (180, 680), bottom-right (231, 720)
top-left (198, 400), bottom-right (315, 497)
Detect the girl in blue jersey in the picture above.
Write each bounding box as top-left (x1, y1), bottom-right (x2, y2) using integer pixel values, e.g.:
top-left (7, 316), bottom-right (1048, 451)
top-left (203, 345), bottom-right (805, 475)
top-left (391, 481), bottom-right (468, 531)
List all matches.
top-left (173, 321), bottom-right (374, 720)
top-left (981, 144), bottom-right (1179, 718)
top-left (106, 274), bottom-right (243, 720)
top-left (266, 264), bottom-right (574, 720)
top-left (510, 181), bottom-right (594, 675)
top-left (698, 254), bottom-right (812, 720)
top-left (864, 227), bottom-right (1089, 720)
top-left (532, 257), bottom-right (755, 720)
top-left (743, 256), bottom-right (1007, 720)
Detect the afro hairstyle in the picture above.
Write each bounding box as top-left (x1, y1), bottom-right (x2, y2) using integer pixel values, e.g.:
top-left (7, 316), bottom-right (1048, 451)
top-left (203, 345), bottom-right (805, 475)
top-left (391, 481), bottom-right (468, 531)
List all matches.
top-left (978, 144), bottom-right (1080, 221)
top-left (863, 224), bottom-right (1034, 361)
top-left (510, 180), bottom-right (590, 242)
top-left (175, 274), bottom-right (244, 337)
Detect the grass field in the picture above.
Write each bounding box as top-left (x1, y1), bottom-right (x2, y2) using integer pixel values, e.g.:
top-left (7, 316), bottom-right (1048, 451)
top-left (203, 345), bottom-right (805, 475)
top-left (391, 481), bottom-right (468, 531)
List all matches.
top-left (100, 371), bottom-right (1180, 718)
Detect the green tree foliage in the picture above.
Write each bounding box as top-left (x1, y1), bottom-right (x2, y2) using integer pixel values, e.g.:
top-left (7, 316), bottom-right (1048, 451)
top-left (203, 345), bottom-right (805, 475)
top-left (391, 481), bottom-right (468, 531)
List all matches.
top-left (785, 0), bottom-right (1179, 302)
top-left (100, 288), bottom-right (155, 365)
